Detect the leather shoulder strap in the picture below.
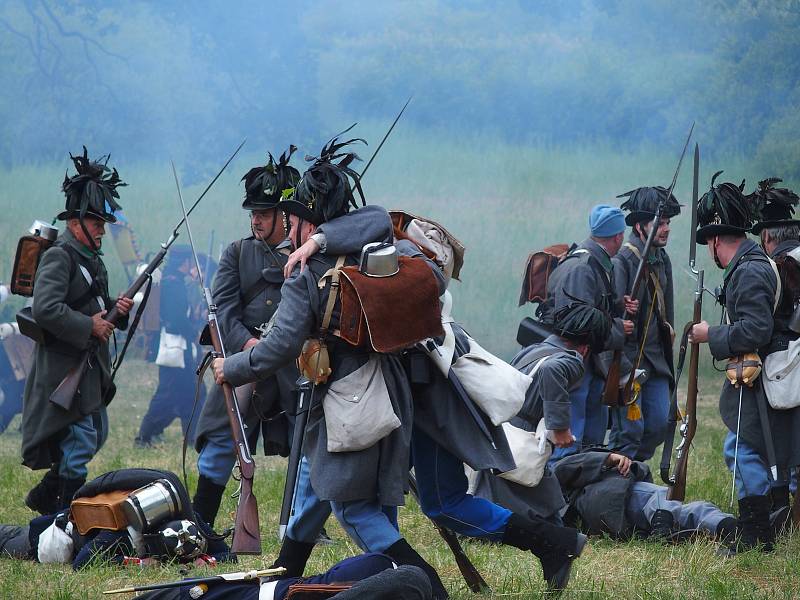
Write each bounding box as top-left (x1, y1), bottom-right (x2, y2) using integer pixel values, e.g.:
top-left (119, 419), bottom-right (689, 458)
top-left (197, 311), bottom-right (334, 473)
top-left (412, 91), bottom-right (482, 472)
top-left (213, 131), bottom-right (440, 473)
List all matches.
top-left (318, 255), bottom-right (347, 335)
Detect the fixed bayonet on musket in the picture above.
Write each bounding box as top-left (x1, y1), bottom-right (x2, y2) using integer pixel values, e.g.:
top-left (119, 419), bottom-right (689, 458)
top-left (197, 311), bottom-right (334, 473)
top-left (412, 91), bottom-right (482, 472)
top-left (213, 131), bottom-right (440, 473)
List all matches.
top-left (49, 140), bottom-right (246, 410)
top-left (360, 96), bottom-right (412, 179)
top-left (662, 143), bottom-right (702, 500)
top-left (171, 161), bottom-right (261, 555)
top-left (602, 123), bottom-right (694, 408)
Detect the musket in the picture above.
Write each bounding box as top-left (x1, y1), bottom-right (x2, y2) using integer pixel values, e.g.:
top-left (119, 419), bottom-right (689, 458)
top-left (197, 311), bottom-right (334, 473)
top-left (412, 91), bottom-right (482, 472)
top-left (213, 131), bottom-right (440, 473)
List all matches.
top-left (171, 161), bottom-right (261, 555)
top-left (663, 143), bottom-right (702, 501)
top-left (408, 473), bottom-right (490, 594)
top-left (277, 99), bottom-right (412, 540)
top-left (602, 123), bottom-right (694, 408)
top-left (103, 567), bottom-right (285, 595)
top-left (50, 140), bottom-right (246, 410)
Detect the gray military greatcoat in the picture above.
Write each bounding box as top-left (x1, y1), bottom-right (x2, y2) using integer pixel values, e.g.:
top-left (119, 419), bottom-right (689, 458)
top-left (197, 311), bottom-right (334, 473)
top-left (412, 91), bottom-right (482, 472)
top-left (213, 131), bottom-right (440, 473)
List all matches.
top-left (708, 239), bottom-right (800, 470)
top-left (470, 335), bottom-right (585, 521)
top-left (225, 239), bottom-right (442, 505)
top-left (21, 229), bottom-right (127, 470)
top-left (612, 233), bottom-right (675, 385)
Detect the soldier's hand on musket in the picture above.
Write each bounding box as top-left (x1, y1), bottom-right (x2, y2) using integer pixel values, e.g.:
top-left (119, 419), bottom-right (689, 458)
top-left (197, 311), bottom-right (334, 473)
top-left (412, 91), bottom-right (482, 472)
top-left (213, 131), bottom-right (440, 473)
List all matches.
top-left (91, 310), bottom-right (115, 342)
top-left (284, 237), bottom-right (321, 278)
top-left (688, 320), bottom-right (709, 344)
top-left (551, 428), bottom-right (575, 448)
top-left (211, 357), bottom-right (227, 384)
top-left (605, 452), bottom-right (632, 477)
top-left (623, 295), bottom-right (639, 315)
top-left (115, 295), bottom-right (134, 316)
top-left (242, 338), bottom-right (259, 351)
top-left (622, 319), bottom-right (635, 336)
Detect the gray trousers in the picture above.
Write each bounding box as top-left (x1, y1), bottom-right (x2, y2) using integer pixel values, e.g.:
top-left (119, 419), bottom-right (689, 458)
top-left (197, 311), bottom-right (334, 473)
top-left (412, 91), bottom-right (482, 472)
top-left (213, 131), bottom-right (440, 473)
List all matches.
top-left (0, 525), bottom-right (31, 559)
top-left (626, 481), bottom-right (732, 535)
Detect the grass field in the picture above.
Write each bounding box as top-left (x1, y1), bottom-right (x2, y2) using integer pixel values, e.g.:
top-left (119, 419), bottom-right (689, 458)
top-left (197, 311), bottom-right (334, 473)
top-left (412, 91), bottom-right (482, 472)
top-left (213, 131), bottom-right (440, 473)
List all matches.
top-left (0, 361), bottom-right (798, 599)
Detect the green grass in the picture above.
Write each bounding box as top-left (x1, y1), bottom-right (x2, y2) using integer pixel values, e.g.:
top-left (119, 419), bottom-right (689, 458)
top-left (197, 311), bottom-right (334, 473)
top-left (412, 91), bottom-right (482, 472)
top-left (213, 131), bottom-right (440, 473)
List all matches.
top-left (0, 362), bottom-right (798, 599)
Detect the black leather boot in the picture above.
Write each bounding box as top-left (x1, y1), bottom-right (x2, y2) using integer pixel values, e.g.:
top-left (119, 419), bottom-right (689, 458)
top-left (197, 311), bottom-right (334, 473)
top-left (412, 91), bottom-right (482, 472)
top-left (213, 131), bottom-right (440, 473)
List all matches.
top-left (737, 495), bottom-right (774, 552)
top-left (714, 516), bottom-right (739, 557)
top-left (384, 538), bottom-right (449, 599)
top-left (57, 477), bottom-right (86, 510)
top-left (501, 513), bottom-right (587, 595)
top-left (270, 535), bottom-right (316, 578)
top-left (770, 485), bottom-right (790, 510)
top-left (24, 467), bottom-right (61, 515)
top-left (649, 509), bottom-right (675, 541)
top-left (192, 475), bottom-right (227, 529)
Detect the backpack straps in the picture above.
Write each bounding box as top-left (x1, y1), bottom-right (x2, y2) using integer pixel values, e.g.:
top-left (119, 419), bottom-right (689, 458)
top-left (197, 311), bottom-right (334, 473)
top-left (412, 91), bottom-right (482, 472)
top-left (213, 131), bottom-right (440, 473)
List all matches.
top-left (318, 255), bottom-right (347, 337)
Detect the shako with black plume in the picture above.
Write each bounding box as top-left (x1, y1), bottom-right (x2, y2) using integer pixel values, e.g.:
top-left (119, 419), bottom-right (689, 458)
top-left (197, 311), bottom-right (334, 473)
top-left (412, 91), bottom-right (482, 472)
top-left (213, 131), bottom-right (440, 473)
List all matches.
top-left (618, 186), bottom-right (682, 226)
top-left (59, 146), bottom-right (125, 223)
top-left (279, 126), bottom-right (366, 226)
top-left (241, 145), bottom-right (301, 210)
top-left (750, 178), bottom-right (800, 234)
top-left (695, 171), bottom-right (762, 245)
top-left (553, 292), bottom-right (612, 352)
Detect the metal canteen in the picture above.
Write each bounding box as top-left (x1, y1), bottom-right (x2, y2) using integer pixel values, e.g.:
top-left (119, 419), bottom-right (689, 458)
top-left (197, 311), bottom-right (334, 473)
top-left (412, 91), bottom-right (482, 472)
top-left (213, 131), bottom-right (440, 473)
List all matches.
top-left (28, 220), bottom-right (58, 242)
top-left (122, 479), bottom-right (183, 532)
top-left (358, 242), bottom-right (399, 277)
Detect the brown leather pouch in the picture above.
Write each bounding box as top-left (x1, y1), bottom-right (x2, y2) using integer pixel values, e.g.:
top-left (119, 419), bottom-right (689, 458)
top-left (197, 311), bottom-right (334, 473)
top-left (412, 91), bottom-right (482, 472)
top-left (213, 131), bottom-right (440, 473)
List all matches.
top-left (70, 489), bottom-right (133, 535)
top-left (11, 235), bottom-right (53, 297)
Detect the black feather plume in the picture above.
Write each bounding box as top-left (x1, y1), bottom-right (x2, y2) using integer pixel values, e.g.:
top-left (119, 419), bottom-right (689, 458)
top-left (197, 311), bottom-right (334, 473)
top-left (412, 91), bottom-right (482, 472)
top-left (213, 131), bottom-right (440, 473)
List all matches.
top-left (697, 172), bottom-right (760, 230)
top-left (554, 291), bottom-right (612, 350)
top-left (61, 146), bottom-right (125, 219)
top-left (617, 186), bottom-right (681, 218)
top-left (241, 145), bottom-right (300, 207)
top-left (750, 177), bottom-right (800, 223)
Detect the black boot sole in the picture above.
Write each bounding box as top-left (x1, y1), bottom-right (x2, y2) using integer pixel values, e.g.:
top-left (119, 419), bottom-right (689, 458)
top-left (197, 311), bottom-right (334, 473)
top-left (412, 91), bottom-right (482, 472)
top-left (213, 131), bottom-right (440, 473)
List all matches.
top-left (545, 532), bottom-right (588, 595)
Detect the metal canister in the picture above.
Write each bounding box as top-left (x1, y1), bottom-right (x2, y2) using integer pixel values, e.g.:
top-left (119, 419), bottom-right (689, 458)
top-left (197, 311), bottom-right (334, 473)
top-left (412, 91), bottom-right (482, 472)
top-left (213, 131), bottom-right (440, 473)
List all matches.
top-left (358, 242), bottom-right (399, 277)
top-left (122, 479), bottom-right (183, 531)
top-left (28, 220), bottom-right (58, 242)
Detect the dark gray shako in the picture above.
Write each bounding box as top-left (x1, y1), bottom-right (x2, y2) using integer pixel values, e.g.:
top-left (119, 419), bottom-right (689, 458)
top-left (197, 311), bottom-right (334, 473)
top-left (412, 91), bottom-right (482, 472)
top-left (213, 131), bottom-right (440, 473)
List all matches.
top-left (750, 178), bottom-right (800, 234)
top-left (618, 186), bottom-right (681, 226)
top-left (59, 146), bottom-right (126, 251)
top-left (552, 293), bottom-right (612, 352)
top-left (279, 127), bottom-right (366, 228)
top-left (695, 171), bottom-right (762, 245)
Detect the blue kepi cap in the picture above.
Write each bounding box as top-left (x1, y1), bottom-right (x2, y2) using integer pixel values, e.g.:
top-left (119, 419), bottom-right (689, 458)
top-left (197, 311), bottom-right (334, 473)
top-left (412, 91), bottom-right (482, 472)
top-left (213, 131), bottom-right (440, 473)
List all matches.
top-left (589, 204), bottom-right (625, 237)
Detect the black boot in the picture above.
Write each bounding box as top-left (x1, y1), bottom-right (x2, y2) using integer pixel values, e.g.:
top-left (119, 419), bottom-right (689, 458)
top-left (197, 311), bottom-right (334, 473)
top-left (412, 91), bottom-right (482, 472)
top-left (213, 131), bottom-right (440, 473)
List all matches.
top-left (770, 505), bottom-right (791, 539)
top-left (24, 467), bottom-right (61, 515)
top-left (384, 538), bottom-right (449, 600)
top-left (714, 516), bottom-right (739, 557)
top-left (192, 475), bottom-right (227, 529)
top-left (648, 509), bottom-right (675, 541)
top-left (57, 477), bottom-right (85, 510)
top-left (737, 495), bottom-right (774, 552)
top-left (501, 513), bottom-right (587, 595)
top-left (270, 535), bottom-right (316, 578)
top-left (770, 485), bottom-right (790, 510)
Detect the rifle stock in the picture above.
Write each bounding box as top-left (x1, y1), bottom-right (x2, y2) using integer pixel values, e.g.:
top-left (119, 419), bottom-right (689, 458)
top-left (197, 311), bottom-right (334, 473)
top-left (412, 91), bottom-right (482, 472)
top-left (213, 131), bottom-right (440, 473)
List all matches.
top-left (207, 308), bottom-right (261, 555)
top-left (666, 269), bottom-right (702, 501)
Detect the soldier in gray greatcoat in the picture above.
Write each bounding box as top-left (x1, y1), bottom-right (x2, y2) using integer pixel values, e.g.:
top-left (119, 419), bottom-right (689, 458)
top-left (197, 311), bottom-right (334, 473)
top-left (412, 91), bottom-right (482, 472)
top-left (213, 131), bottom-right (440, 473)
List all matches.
top-left (689, 174), bottom-right (788, 551)
top-left (537, 205), bottom-right (636, 460)
top-left (609, 187), bottom-right (680, 461)
top-left (191, 148), bottom-right (302, 527)
top-left (21, 148), bottom-right (133, 514)
top-left (211, 138), bottom-right (449, 599)
top-left (750, 178), bottom-right (800, 513)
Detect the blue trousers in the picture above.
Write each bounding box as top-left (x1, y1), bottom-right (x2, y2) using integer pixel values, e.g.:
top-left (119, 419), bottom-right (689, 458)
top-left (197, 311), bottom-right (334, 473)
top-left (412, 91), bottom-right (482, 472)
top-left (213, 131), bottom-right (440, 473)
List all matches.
top-left (287, 456), bottom-right (400, 552)
top-left (609, 375), bottom-right (670, 461)
top-left (58, 409), bottom-right (108, 479)
top-left (626, 480), bottom-right (731, 535)
top-left (551, 369), bottom-right (607, 461)
top-left (723, 431), bottom-right (772, 499)
top-left (196, 425), bottom-right (240, 487)
top-left (411, 428), bottom-right (511, 541)
top-left (138, 365), bottom-right (204, 443)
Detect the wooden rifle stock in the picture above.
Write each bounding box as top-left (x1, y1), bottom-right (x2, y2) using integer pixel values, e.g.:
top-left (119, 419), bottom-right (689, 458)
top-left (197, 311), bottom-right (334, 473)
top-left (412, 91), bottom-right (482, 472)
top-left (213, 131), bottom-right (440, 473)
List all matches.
top-left (49, 247), bottom-right (169, 410)
top-left (408, 474), bottom-right (489, 594)
top-left (666, 270), bottom-right (703, 501)
top-left (207, 309), bottom-right (261, 555)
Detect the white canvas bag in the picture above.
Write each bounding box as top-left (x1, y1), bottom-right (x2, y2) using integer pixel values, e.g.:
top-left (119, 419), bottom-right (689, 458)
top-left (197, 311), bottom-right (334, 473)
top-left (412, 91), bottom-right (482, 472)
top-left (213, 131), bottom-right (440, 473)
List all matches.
top-left (763, 336), bottom-right (800, 409)
top-left (497, 418), bottom-right (553, 488)
top-left (449, 335), bottom-right (533, 426)
top-left (323, 355), bottom-right (401, 452)
top-left (155, 327), bottom-right (187, 368)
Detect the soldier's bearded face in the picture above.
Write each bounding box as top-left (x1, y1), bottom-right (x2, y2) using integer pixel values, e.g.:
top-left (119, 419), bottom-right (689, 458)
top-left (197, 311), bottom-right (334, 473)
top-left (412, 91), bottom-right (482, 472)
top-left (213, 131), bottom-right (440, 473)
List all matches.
top-left (68, 217), bottom-right (106, 249)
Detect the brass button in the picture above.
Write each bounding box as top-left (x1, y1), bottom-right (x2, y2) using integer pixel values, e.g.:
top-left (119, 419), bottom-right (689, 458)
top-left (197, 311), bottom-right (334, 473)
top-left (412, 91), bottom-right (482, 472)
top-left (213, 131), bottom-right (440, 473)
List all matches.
top-left (266, 299), bottom-right (273, 305)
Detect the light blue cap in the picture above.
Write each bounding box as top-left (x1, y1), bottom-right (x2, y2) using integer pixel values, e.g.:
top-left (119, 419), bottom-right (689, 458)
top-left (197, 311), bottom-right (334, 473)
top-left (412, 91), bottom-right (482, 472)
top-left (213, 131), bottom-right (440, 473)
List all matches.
top-left (589, 204), bottom-right (626, 237)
